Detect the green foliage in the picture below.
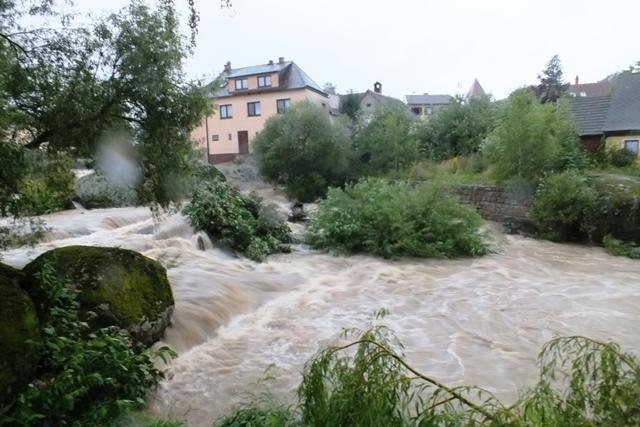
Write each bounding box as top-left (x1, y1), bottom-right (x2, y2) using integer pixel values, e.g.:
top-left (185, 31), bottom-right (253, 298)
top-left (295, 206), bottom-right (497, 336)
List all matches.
top-left (532, 172), bottom-right (640, 246)
top-left (484, 89), bottom-right (582, 183)
top-left (0, 262), bottom-right (173, 426)
top-left (16, 151), bottom-right (74, 215)
top-left (353, 105), bottom-right (418, 176)
top-left (532, 172), bottom-right (597, 241)
top-left (609, 148), bottom-right (637, 168)
top-left (535, 54), bottom-right (569, 103)
top-left (217, 388), bottom-right (295, 427)
top-left (183, 179), bottom-right (291, 262)
top-left (603, 235), bottom-right (640, 259)
top-left (218, 319), bottom-right (640, 427)
top-left (417, 95), bottom-right (498, 160)
top-left (306, 178), bottom-right (488, 258)
top-left (1, 0), bottom-right (211, 209)
top-left (254, 101), bottom-right (351, 202)
top-left (340, 92), bottom-right (361, 121)
top-left (588, 178), bottom-right (640, 245)
top-left (385, 158), bottom-right (495, 186)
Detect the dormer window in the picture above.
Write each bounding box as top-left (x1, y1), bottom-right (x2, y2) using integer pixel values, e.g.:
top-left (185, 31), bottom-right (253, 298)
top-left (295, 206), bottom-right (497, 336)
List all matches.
top-left (258, 75), bottom-right (272, 88)
top-left (235, 78), bottom-right (248, 90)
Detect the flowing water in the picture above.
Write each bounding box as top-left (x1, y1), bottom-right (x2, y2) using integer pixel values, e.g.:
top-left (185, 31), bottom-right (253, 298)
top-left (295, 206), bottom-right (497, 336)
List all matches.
top-left (2, 194), bottom-right (640, 426)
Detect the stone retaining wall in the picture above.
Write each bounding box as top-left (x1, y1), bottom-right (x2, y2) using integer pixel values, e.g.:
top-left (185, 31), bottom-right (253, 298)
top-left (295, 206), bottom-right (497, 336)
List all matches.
top-left (452, 185), bottom-right (535, 231)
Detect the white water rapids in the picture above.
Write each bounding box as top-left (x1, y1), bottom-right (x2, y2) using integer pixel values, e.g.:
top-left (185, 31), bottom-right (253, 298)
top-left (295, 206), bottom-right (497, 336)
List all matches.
top-left (2, 192), bottom-right (639, 426)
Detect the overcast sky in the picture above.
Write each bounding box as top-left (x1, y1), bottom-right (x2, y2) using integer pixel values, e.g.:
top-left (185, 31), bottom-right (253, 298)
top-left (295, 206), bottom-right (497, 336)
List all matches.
top-left (78, 0), bottom-right (636, 100)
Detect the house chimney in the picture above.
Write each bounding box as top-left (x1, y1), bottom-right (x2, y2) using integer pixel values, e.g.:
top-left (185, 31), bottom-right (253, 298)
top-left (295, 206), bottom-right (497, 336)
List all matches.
top-left (374, 81), bottom-right (382, 94)
top-left (575, 75), bottom-right (579, 85)
top-left (278, 56), bottom-right (285, 64)
top-left (224, 61), bottom-right (231, 72)
top-left (268, 59), bottom-right (274, 65)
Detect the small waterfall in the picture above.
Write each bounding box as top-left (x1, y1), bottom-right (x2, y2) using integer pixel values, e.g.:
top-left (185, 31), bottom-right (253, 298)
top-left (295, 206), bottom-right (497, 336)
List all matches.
top-left (194, 231), bottom-right (214, 251)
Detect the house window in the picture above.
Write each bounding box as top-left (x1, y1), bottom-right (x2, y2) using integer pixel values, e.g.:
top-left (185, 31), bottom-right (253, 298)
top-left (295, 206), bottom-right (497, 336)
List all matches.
top-left (257, 75), bottom-right (272, 88)
top-left (366, 103), bottom-right (372, 107)
top-left (212, 134), bottom-right (219, 141)
top-left (410, 107), bottom-right (422, 115)
top-left (235, 78), bottom-right (248, 90)
top-left (624, 139), bottom-right (639, 156)
top-left (228, 133), bottom-right (232, 141)
top-left (426, 107), bottom-right (433, 115)
top-left (277, 98), bottom-right (291, 113)
top-left (220, 104), bottom-right (232, 119)
top-left (247, 101), bottom-right (261, 117)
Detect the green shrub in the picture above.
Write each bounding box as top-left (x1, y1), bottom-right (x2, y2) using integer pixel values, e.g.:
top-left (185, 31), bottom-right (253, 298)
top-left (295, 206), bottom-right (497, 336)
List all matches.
top-left (352, 105), bottom-right (418, 176)
top-left (217, 319), bottom-right (640, 427)
top-left (254, 101), bottom-right (352, 202)
top-left (417, 94), bottom-right (498, 160)
top-left (609, 148), bottom-right (636, 167)
top-left (484, 90), bottom-right (582, 183)
top-left (16, 152), bottom-right (74, 215)
top-left (589, 181), bottom-right (640, 245)
top-left (306, 178), bottom-right (488, 258)
top-left (532, 171), bottom-right (597, 241)
top-left (0, 263), bottom-right (171, 426)
top-left (603, 235), bottom-right (640, 259)
top-left (183, 179), bottom-right (290, 262)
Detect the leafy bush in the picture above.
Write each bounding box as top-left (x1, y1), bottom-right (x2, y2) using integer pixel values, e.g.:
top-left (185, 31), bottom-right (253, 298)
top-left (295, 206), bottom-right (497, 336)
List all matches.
top-left (609, 148), bottom-right (637, 167)
top-left (16, 152), bottom-right (74, 215)
top-left (217, 319), bottom-right (640, 427)
top-left (484, 89), bottom-right (582, 183)
top-left (588, 179), bottom-right (640, 245)
top-left (417, 95), bottom-right (498, 160)
top-left (183, 179), bottom-right (290, 262)
top-left (306, 178), bottom-right (488, 258)
top-left (603, 235), bottom-right (640, 259)
top-left (254, 101), bottom-right (352, 202)
top-left (532, 172), bottom-right (597, 241)
top-left (352, 105), bottom-right (418, 176)
top-left (1, 263), bottom-right (171, 426)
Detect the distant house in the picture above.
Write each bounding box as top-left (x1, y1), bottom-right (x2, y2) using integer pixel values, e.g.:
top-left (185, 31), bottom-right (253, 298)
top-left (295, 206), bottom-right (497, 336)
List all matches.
top-left (405, 93), bottom-right (451, 118)
top-left (337, 82), bottom-right (408, 119)
top-left (568, 76), bottom-right (613, 97)
top-left (570, 72), bottom-right (640, 161)
top-left (191, 58), bottom-right (328, 164)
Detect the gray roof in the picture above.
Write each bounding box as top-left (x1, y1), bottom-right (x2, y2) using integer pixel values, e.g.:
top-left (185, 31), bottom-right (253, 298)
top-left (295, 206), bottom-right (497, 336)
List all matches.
top-left (570, 96), bottom-right (612, 136)
top-left (211, 61), bottom-right (325, 98)
top-left (405, 94), bottom-right (452, 105)
top-left (603, 72), bottom-right (640, 132)
top-left (568, 80), bottom-right (612, 97)
top-left (225, 61), bottom-right (291, 79)
top-left (338, 90), bottom-right (409, 114)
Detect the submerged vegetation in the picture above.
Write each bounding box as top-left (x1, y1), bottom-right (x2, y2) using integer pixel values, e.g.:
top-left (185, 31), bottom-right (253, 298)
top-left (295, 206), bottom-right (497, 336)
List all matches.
top-left (213, 317), bottom-right (640, 427)
top-left (184, 179), bottom-right (291, 262)
top-left (306, 179), bottom-right (488, 258)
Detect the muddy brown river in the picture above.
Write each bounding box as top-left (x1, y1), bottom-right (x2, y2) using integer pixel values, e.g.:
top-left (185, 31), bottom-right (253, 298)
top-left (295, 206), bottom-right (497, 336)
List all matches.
top-left (2, 197), bottom-right (639, 426)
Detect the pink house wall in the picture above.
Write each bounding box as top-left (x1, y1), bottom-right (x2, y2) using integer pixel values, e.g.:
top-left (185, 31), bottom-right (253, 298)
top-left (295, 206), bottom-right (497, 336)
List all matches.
top-left (192, 88), bottom-right (328, 162)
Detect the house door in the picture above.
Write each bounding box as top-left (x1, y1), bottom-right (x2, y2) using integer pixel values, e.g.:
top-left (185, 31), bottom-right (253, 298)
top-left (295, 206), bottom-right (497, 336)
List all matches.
top-left (238, 131), bottom-right (249, 155)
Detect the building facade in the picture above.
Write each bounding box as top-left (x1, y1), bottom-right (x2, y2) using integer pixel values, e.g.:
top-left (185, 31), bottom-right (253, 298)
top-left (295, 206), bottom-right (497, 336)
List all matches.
top-left (405, 93), bottom-right (451, 119)
top-left (192, 58), bottom-right (328, 164)
top-left (570, 72), bottom-right (640, 162)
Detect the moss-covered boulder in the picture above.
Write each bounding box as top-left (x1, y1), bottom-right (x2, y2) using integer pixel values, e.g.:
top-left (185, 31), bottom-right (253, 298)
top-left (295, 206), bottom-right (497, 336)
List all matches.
top-left (22, 246), bottom-right (174, 345)
top-left (0, 263), bottom-right (40, 403)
